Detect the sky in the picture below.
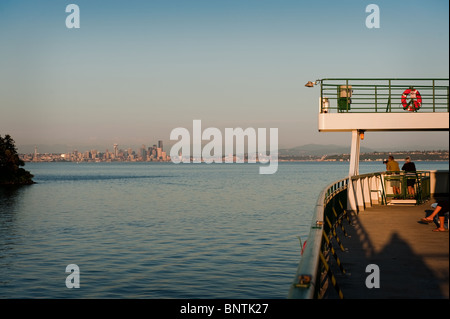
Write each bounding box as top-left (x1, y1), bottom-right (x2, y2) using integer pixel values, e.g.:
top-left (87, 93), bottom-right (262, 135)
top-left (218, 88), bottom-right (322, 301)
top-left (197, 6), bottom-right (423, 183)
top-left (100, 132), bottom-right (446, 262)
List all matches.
top-left (0, 0), bottom-right (449, 153)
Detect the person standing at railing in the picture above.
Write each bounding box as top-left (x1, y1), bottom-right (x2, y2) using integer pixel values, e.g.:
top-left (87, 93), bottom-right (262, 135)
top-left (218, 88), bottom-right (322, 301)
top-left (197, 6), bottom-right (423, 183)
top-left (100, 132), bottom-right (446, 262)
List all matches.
top-left (385, 155), bottom-right (401, 197)
top-left (402, 156), bottom-right (417, 198)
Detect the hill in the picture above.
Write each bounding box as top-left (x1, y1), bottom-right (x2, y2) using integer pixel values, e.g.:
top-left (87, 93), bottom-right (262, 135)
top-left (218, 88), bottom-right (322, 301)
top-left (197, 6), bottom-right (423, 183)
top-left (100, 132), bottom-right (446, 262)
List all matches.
top-left (279, 144), bottom-right (374, 157)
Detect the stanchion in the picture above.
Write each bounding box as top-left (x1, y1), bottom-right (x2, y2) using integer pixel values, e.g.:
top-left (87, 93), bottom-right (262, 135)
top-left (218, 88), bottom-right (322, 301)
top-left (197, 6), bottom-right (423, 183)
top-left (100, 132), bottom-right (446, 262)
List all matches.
top-left (319, 250), bottom-right (344, 299)
top-left (322, 232), bottom-right (346, 274)
top-left (325, 215), bottom-right (345, 251)
top-left (332, 206), bottom-right (349, 237)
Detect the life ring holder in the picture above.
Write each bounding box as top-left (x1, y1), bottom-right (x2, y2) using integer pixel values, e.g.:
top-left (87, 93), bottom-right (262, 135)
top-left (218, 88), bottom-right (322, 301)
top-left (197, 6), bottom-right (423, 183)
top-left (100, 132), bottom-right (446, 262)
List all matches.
top-left (401, 88), bottom-right (422, 112)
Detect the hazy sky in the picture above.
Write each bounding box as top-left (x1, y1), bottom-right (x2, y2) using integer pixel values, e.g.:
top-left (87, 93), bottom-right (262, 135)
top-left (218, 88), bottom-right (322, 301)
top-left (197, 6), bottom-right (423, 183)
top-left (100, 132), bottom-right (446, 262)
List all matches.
top-left (1, 0), bottom-right (449, 152)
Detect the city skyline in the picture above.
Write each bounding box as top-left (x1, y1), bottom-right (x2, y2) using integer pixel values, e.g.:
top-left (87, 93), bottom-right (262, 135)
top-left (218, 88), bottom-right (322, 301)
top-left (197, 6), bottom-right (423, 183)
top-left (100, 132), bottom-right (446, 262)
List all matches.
top-left (24, 140), bottom-right (170, 162)
top-left (20, 137), bottom-right (449, 160)
top-left (1, 1), bottom-right (449, 152)
top-left (19, 140), bottom-right (449, 163)
top-left (19, 138), bottom-right (450, 157)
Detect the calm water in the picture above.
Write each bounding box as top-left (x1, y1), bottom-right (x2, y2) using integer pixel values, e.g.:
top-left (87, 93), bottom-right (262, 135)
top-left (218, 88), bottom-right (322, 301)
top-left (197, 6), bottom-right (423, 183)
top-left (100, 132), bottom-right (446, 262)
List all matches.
top-left (0, 161), bottom-right (448, 298)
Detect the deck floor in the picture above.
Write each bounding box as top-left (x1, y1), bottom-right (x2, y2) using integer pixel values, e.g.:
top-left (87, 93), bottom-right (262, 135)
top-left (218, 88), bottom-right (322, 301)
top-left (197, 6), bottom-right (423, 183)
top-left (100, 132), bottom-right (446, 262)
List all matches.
top-left (325, 196), bottom-right (449, 299)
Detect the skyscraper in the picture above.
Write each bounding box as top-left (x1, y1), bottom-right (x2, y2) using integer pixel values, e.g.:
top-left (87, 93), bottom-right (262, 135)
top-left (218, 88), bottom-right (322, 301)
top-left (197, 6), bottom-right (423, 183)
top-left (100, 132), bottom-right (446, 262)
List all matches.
top-left (140, 144), bottom-right (146, 160)
top-left (113, 144), bottom-right (118, 158)
top-left (158, 140), bottom-right (163, 151)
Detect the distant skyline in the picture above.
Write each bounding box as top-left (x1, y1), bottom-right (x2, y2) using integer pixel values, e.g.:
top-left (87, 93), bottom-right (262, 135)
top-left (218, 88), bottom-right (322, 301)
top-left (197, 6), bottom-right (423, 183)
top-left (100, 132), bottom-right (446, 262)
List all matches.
top-left (1, 0), bottom-right (449, 152)
top-left (17, 140), bottom-right (449, 155)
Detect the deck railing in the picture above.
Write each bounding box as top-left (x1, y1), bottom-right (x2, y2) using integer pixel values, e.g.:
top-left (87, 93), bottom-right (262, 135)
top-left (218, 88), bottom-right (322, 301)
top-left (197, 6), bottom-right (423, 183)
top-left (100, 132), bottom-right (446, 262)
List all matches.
top-left (288, 176), bottom-right (350, 299)
top-left (384, 171), bottom-right (431, 204)
top-left (318, 78), bottom-right (449, 113)
top-left (288, 170), bottom-right (431, 299)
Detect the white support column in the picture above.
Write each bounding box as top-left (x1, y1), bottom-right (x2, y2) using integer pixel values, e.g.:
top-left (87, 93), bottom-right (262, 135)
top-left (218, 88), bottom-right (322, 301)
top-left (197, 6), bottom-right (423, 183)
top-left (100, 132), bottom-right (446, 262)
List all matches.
top-left (347, 130), bottom-right (361, 212)
top-left (355, 178), bottom-right (364, 211)
top-left (347, 178), bottom-right (357, 213)
top-left (349, 129), bottom-right (361, 177)
top-left (363, 177), bottom-right (371, 208)
top-left (369, 176), bottom-right (380, 204)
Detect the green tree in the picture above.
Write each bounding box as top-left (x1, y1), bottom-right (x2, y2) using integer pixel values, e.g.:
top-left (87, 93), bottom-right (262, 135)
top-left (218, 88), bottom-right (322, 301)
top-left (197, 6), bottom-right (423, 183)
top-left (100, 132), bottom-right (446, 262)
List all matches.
top-left (0, 134), bottom-right (34, 185)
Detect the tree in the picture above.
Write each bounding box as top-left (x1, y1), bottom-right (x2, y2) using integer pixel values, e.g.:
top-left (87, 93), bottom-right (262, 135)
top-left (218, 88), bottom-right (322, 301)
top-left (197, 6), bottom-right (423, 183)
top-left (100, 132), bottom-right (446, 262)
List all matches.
top-left (0, 134), bottom-right (34, 185)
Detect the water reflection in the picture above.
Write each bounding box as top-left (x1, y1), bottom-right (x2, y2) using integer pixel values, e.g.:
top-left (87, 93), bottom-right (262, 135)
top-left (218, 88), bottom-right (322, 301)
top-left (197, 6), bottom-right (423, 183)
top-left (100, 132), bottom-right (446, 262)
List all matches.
top-left (0, 185), bottom-right (28, 227)
top-left (0, 186), bottom-right (31, 287)
top-left (0, 162), bottom-right (447, 298)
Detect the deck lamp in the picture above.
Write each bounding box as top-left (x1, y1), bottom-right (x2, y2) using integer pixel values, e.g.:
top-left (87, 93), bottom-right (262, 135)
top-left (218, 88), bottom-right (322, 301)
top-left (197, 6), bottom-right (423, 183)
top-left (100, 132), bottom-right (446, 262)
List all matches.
top-left (305, 80), bottom-right (321, 87)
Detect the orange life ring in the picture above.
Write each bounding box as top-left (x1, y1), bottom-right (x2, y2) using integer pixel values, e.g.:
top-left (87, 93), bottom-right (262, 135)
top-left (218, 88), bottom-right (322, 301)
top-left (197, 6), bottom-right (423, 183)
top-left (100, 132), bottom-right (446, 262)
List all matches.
top-left (401, 88), bottom-right (422, 112)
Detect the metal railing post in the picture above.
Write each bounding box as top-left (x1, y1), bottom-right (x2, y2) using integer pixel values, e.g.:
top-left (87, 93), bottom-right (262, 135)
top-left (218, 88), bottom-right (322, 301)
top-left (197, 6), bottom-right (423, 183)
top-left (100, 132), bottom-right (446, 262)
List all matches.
top-left (433, 79), bottom-right (436, 112)
top-left (320, 81), bottom-right (323, 113)
top-left (388, 79), bottom-right (392, 112)
top-left (447, 86), bottom-right (449, 112)
top-left (375, 86), bottom-right (378, 112)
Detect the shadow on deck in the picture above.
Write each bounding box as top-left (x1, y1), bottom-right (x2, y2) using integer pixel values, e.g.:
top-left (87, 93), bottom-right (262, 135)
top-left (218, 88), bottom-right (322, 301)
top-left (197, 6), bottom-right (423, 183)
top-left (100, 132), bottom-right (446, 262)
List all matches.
top-left (325, 197), bottom-right (449, 299)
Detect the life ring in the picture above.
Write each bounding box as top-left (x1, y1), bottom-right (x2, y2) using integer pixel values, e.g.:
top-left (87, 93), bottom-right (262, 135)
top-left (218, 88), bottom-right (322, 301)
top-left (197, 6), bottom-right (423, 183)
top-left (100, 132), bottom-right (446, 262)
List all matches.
top-left (401, 88), bottom-right (422, 112)
top-left (301, 240), bottom-right (307, 256)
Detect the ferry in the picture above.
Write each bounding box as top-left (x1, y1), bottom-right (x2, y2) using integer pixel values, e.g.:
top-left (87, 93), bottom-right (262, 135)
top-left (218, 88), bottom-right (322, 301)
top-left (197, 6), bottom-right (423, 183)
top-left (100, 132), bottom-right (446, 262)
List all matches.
top-left (288, 78), bottom-right (449, 299)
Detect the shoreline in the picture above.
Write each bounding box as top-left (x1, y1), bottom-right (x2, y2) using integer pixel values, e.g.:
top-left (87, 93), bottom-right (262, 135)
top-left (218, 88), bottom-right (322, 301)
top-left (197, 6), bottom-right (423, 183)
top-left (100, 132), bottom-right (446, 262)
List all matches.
top-left (21, 159), bottom-right (449, 163)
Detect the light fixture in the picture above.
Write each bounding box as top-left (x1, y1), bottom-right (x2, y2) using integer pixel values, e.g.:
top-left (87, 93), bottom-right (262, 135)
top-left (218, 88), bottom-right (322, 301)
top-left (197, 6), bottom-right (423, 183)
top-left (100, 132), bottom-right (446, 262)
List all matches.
top-left (305, 79), bottom-right (321, 88)
top-left (360, 130), bottom-right (365, 140)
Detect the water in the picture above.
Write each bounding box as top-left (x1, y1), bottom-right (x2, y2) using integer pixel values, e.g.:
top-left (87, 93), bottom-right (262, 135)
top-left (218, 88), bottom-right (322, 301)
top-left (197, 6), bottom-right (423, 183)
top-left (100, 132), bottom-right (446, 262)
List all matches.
top-left (0, 161), bottom-right (448, 298)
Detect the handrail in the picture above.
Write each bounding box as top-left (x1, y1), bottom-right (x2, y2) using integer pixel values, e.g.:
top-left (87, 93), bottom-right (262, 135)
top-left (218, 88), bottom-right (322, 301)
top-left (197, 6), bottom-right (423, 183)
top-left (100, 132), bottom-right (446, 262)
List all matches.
top-left (288, 176), bottom-right (348, 299)
top-left (321, 78), bottom-right (449, 81)
top-left (382, 170), bottom-right (430, 204)
top-left (318, 78), bottom-right (449, 113)
top-left (288, 170), bottom-right (432, 299)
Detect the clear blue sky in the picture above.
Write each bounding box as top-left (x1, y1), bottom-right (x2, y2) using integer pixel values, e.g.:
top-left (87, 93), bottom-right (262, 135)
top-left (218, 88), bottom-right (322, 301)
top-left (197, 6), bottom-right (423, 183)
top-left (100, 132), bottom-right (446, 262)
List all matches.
top-left (0, 0), bottom-right (448, 152)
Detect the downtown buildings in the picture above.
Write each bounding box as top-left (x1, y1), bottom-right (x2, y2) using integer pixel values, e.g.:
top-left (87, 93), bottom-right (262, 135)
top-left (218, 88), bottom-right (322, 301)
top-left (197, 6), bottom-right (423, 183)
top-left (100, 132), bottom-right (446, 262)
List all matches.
top-left (21, 140), bottom-right (170, 163)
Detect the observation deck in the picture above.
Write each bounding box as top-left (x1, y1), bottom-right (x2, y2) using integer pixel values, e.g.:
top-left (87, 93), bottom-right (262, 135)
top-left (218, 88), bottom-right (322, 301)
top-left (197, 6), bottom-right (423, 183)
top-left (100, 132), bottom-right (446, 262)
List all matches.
top-left (316, 78), bottom-right (449, 132)
top-left (309, 78), bottom-right (449, 206)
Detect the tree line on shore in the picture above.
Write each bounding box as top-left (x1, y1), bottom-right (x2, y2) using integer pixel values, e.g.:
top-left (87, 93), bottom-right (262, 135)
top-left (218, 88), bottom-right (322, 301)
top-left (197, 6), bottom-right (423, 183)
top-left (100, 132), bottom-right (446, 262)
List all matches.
top-left (0, 134), bottom-right (34, 185)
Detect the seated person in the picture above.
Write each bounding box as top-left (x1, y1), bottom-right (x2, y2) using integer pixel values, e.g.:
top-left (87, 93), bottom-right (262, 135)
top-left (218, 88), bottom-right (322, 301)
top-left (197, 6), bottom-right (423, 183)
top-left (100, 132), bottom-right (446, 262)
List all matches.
top-left (421, 199), bottom-right (449, 232)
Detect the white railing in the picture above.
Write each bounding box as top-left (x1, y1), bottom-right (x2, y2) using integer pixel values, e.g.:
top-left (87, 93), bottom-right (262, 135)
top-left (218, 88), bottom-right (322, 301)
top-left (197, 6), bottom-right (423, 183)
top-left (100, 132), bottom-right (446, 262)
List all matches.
top-left (288, 170), bottom-right (438, 299)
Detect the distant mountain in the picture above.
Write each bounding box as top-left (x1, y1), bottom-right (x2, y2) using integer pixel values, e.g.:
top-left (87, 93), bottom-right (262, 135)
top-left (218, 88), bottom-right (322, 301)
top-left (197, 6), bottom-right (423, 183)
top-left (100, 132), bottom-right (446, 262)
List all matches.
top-left (279, 144), bottom-right (374, 157)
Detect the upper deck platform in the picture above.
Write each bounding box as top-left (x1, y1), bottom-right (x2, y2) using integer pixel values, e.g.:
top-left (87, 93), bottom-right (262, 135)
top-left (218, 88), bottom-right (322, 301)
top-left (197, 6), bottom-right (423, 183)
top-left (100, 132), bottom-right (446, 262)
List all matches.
top-left (314, 78), bottom-right (449, 132)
